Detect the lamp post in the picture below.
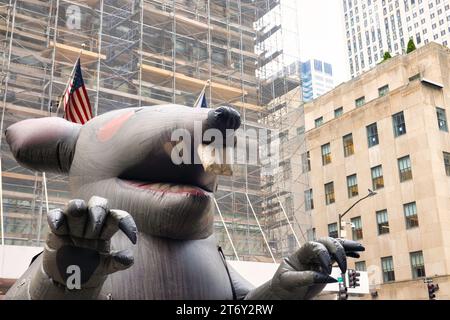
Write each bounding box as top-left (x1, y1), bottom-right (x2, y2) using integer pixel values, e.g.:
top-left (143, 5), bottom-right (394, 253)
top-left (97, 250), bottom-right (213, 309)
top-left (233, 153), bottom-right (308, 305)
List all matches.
top-left (336, 189), bottom-right (376, 301)
top-left (338, 189), bottom-right (377, 238)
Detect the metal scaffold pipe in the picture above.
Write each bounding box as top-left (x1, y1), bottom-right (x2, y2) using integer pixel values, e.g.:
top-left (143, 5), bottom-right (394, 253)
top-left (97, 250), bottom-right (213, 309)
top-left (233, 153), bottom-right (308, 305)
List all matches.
top-left (245, 193), bottom-right (276, 264)
top-left (213, 198), bottom-right (240, 261)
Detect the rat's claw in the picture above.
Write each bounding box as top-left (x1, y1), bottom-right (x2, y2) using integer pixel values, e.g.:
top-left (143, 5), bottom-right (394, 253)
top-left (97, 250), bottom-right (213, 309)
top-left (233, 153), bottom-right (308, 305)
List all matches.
top-left (336, 238), bottom-right (366, 254)
top-left (100, 209), bottom-right (137, 244)
top-left (317, 237), bottom-right (347, 274)
top-left (85, 197), bottom-right (109, 239)
top-left (119, 215), bottom-right (138, 244)
top-left (104, 249), bottom-right (135, 274)
top-left (346, 251), bottom-right (361, 258)
top-left (47, 208), bottom-right (68, 235)
top-left (65, 199), bottom-right (88, 237)
top-left (280, 270), bottom-right (338, 288)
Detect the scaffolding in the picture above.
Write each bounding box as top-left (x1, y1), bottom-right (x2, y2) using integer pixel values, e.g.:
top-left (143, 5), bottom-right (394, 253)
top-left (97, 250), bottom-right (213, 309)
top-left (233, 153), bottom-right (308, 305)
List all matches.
top-left (0, 0), bottom-right (310, 262)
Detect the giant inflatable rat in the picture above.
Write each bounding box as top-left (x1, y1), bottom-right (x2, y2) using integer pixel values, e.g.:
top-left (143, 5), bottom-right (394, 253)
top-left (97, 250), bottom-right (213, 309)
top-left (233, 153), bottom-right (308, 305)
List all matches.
top-left (4, 105), bottom-right (364, 300)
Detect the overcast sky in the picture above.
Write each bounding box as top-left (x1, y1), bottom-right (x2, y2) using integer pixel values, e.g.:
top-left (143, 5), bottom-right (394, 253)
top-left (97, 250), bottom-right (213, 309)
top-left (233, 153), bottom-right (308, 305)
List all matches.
top-left (296, 0), bottom-right (350, 85)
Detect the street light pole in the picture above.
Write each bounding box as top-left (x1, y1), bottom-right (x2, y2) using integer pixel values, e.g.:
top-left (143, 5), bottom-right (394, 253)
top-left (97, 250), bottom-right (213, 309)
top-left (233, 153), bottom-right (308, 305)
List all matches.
top-left (336, 189), bottom-right (376, 301)
top-left (338, 189), bottom-right (377, 238)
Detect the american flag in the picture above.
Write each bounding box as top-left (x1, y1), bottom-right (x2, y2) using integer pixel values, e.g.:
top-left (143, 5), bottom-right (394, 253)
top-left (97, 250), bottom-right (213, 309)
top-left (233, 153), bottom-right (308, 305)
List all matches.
top-left (62, 58), bottom-right (93, 124)
top-left (194, 81), bottom-right (209, 108)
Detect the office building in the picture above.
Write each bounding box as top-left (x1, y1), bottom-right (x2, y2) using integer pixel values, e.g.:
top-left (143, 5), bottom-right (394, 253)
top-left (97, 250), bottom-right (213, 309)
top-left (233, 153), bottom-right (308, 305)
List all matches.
top-left (304, 43), bottom-right (450, 299)
top-left (343, 0), bottom-right (450, 77)
top-left (300, 59), bottom-right (334, 102)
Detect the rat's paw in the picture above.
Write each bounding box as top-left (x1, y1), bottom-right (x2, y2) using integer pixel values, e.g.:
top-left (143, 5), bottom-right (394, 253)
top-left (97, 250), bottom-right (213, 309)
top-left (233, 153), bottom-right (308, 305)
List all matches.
top-left (270, 237), bottom-right (365, 300)
top-left (43, 196), bottom-right (137, 289)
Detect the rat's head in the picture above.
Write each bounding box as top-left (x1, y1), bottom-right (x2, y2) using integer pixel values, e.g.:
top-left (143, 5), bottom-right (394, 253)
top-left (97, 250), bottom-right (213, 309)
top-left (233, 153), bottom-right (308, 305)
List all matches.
top-left (5, 104), bottom-right (241, 240)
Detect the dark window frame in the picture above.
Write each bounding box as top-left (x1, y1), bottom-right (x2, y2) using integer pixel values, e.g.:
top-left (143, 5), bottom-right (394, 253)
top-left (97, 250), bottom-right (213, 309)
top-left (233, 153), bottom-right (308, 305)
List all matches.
top-left (376, 209), bottom-right (390, 235)
top-left (444, 151), bottom-right (450, 176)
top-left (343, 133), bottom-right (355, 157)
top-left (367, 123), bottom-right (379, 147)
top-left (392, 111), bottom-right (407, 137)
top-left (436, 107), bottom-right (448, 132)
top-left (304, 189), bottom-right (314, 211)
top-left (378, 84), bottom-right (389, 97)
top-left (324, 182), bottom-right (335, 205)
top-left (355, 261), bottom-right (367, 271)
top-left (410, 251), bottom-right (426, 279)
top-left (398, 155), bottom-right (413, 182)
top-left (335, 107), bottom-right (344, 118)
top-left (351, 216), bottom-right (363, 240)
top-left (381, 256), bottom-right (396, 282)
top-left (315, 117), bottom-right (324, 128)
top-left (347, 174), bottom-right (359, 198)
top-left (371, 165), bottom-right (384, 190)
top-left (328, 222), bottom-right (338, 238)
top-left (404, 202), bottom-right (419, 229)
top-left (355, 96), bottom-right (366, 107)
top-left (321, 143), bottom-right (332, 165)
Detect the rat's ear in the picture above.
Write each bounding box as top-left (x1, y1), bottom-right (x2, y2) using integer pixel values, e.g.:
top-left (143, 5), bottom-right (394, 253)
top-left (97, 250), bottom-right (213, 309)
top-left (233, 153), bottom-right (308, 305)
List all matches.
top-left (5, 117), bottom-right (81, 174)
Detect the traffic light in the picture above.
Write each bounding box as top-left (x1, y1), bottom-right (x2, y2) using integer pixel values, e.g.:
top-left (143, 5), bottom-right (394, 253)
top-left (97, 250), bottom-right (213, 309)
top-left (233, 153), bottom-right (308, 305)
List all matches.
top-left (427, 283), bottom-right (439, 300)
top-left (348, 269), bottom-right (360, 288)
top-left (338, 282), bottom-right (348, 300)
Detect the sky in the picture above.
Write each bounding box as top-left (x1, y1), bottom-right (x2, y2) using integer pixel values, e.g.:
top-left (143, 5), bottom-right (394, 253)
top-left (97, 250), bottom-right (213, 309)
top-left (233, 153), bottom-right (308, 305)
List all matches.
top-left (296, 0), bottom-right (350, 85)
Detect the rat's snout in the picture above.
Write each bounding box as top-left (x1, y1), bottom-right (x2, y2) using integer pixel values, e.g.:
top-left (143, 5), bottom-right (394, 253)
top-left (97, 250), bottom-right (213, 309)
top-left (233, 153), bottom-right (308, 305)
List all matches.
top-left (205, 106), bottom-right (241, 134)
top-left (197, 106), bottom-right (240, 177)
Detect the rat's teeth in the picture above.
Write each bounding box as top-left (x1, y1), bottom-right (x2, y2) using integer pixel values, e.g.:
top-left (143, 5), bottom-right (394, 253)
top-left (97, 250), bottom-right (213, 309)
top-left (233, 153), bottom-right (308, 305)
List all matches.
top-left (197, 143), bottom-right (233, 176)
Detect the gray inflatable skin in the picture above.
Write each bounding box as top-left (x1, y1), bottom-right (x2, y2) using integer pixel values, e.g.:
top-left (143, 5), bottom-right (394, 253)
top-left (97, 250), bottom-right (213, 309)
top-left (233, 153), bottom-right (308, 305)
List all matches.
top-left (4, 105), bottom-right (364, 300)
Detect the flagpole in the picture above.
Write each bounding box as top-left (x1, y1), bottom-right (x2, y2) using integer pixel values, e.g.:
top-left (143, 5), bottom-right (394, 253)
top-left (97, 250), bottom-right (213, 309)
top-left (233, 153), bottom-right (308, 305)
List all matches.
top-left (193, 79), bottom-right (210, 108)
top-left (55, 44), bottom-right (85, 117)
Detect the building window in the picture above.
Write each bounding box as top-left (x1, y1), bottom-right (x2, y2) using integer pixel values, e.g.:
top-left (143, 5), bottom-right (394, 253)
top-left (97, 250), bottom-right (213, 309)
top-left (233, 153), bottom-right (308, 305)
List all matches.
top-left (343, 133), bottom-right (355, 157)
top-left (436, 107), bottom-right (448, 132)
top-left (392, 111), bottom-right (406, 137)
top-left (376, 209), bottom-right (390, 235)
top-left (314, 59), bottom-right (323, 72)
top-left (335, 107), bottom-right (344, 118)
top-left (315, 117), bottom-right (324, 128)
top-left (304, 189), bottom-right (314, 211)
top-left (371, 165), bottom-right (384, 190)
top-left (381, 256), bottom-right (396, 282)
top-left (355, 261), bottom-right (367, 271)
top-left (378, 84), bottom-right (389, 97)
top-left (347, 174), bottom-right (359, 198)
top-left (355, 96), bottom-right (366, 107)
top-left (404, 202), bottom-right (419, 229)
top-left (302, 151), bottom-right (311, 173)
top-left (351, 216), bottom-right (363, 240)
top-left (366, 123), bottom-right (379, 147)
top-left (321, 143), bottom-right (332, 165)
top-left (443, 152), bottom-right (450, 176)
top-left (410, 251), bottom-right (426, 279)
top-left (307, 228), bottom-right (316, 241)
top-left (398, 155), bottom-right (413, 182)
top-left (324, 182), bottom-right (335, 205)
top-left (324, 63), bottom-right (333, 75)
top-left (328, 223), bottom-right (338, 238)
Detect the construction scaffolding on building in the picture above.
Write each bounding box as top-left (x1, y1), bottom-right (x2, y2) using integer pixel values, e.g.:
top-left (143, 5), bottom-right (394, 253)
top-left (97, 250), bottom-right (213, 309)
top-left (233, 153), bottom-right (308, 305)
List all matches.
top-left (0, 0), bottom-right (311, 262)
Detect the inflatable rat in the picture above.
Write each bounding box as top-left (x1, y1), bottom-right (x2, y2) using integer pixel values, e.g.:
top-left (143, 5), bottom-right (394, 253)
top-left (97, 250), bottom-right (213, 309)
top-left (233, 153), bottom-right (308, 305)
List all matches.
top-left (4, 105), bottom-right (364, 299)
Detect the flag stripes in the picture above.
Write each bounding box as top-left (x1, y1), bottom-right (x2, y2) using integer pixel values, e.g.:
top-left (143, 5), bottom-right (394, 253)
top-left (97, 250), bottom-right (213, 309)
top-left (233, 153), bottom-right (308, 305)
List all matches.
top-left (63, 58), bottom-right (93, 124)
